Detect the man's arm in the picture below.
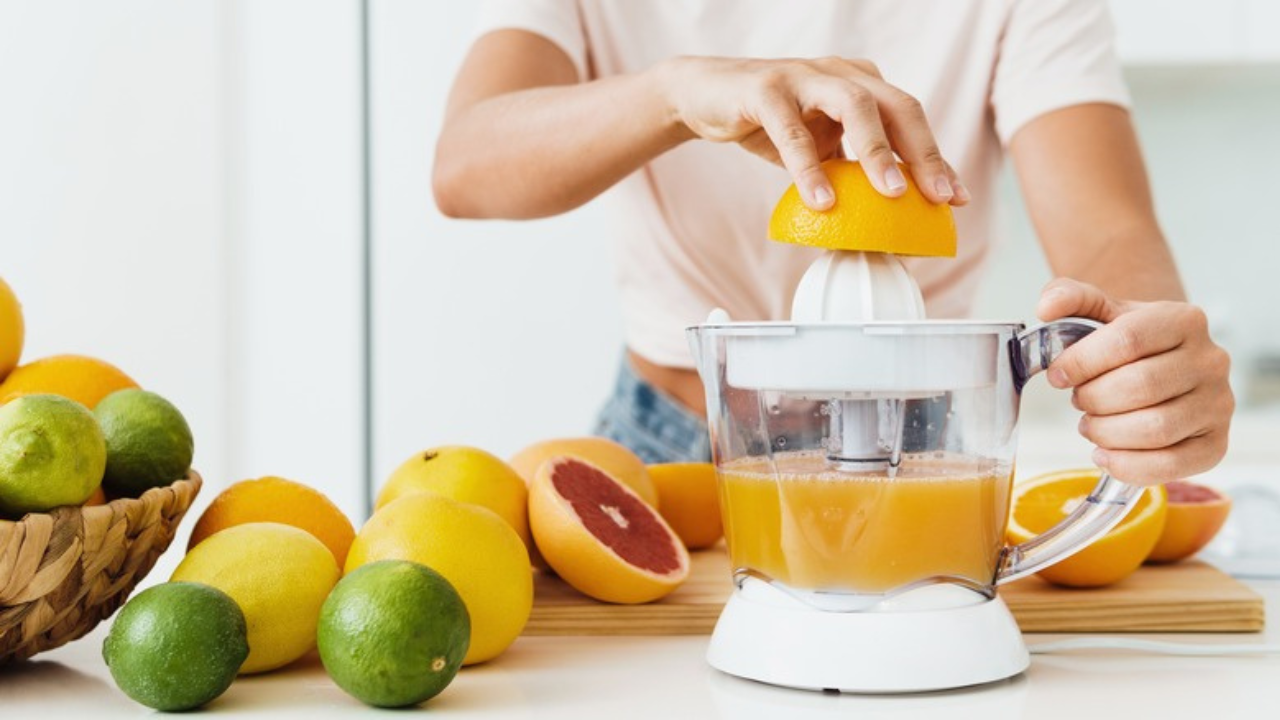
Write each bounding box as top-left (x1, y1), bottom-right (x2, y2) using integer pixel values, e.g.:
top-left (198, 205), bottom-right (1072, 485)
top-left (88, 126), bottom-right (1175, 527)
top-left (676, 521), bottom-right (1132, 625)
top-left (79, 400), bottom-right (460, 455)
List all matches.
top-left (432, 31), bottom-right (966, 220)
top-left (1012, 104), bottom-right (1183, 302)
top-left (1011, 104), bottom-right (1233, 483)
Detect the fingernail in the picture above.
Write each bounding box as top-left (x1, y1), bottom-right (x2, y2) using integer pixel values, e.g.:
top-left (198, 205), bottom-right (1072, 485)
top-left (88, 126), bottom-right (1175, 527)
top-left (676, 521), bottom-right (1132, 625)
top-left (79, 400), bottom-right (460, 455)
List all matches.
top-left (884, 166), bottom-right (907, 193)
top-left (1077, 415), bottom-right (1089, 434)
top-left (812, 184), bottom-right (834, 209)
top-left (934, 176), bottom-right (954, 200)
top-left (953, 181), bottom-right (971, 203)
top-left (1092, 447), bottom-right (1110, 468)
top-left (1048, 368), bottom-right (1070, 388)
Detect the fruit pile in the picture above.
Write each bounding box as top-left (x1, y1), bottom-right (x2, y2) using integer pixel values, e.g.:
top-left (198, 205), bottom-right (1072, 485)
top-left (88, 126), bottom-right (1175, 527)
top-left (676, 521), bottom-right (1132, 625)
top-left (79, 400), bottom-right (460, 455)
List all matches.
top-left (1007, 468), bottom-right (1233, 588)
top-left (100, 436), bottom-right (721, 711)
top-left (0, 276), bottom-right (194, 519)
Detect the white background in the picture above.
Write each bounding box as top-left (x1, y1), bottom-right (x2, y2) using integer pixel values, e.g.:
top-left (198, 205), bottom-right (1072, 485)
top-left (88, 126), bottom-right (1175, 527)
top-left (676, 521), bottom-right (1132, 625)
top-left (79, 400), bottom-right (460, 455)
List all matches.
top-left (2, 0), bottom-right (1279, 531)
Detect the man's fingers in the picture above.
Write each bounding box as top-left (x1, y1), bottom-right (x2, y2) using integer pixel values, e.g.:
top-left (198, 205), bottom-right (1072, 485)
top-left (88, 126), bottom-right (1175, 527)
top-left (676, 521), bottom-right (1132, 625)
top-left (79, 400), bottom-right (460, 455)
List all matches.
top-left (1036, 277), bottom-right (1125, 324)
top-left (1077, 387), bottom-right (1218, 450)
top-left (1093, 431), bottom-right (1230, 485)
top-left (756, 94), bottom-right (833, 210)
top-left (1045, 308), bottom-right (1187, 389)
top-left (800, 77), bottom-right (904, 198)
top-left (850, 75), bottom-right (957, 205)
top-left (1072, 349), bottom-right (1200, 415)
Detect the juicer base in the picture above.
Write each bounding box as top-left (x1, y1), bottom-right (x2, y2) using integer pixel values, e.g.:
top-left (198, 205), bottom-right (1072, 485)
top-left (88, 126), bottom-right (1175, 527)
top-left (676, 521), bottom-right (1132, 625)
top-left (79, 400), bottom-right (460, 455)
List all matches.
top-left (706, 585), bottom-right (1030, 693)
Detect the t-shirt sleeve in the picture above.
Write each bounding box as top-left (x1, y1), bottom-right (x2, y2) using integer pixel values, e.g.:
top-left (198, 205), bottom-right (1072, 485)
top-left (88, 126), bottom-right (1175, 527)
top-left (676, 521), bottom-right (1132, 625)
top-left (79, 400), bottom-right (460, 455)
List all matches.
top-left (472, 0), bottom-right (588, 81)
top-left (990, 0), bottom-right (1131, 145)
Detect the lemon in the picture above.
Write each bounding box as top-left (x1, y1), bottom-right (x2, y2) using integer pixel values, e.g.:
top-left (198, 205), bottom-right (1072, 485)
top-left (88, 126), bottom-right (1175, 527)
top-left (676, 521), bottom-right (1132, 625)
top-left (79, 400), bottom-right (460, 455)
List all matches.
top-left (0, 394), bottom-right (105, 516)
top-left (318, 560), bottom-right (470, 707)
top-left (376, 445), bottom-right (530, 548)
top-left (769, 159), bottom-right (956, 257)
top-left (172, 522), bottom-right (341, 674)
top-left (95, 388), bottom-right (194, 497)
top-left (346, 493), bottom-right (532, 665)
top-left (0, 276), bottom-right (23, 382)
top-left (103, 582), bottom-right (248, 712)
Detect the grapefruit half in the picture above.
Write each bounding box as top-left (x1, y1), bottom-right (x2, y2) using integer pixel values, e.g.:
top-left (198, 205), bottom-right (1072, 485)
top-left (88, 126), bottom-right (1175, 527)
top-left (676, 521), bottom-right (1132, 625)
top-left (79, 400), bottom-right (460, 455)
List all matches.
top-left (1146, 481), bottom-right (1232, 564)
top-left (529, 457), bottom-right (689, 604)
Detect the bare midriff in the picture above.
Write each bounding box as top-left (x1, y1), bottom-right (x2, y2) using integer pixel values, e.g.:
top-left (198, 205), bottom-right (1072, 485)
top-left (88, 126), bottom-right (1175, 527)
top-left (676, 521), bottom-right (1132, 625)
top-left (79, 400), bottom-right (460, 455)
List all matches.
top-left (627, 349), bottom-right (706, 416)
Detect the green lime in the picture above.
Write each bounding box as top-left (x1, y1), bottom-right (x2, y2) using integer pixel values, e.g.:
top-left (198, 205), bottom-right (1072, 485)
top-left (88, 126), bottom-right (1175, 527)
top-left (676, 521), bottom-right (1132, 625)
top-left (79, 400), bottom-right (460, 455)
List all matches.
top-left (318, 560), bottom-right (470, 708)
top-left (102, 581), bottom-right (249, 712)
top-left (0, 394), bottom-right (105, 516)
top-left (94, 388), bottom-right (193, 497)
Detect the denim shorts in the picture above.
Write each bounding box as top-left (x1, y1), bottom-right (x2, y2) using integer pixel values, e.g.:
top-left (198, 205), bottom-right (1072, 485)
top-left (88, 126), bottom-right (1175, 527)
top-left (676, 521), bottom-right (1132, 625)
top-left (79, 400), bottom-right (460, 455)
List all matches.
top-left (592, 355), bottom-right (712, 464)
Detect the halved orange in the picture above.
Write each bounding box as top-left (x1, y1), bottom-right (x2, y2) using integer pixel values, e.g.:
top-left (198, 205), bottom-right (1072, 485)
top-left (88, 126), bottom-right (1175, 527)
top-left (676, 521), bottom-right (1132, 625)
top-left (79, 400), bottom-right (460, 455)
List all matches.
top-left (1006, 469), bottom-right (1167, 588)
top-left (768, 159), bottom-right (956, 257)
top-left (1146, 481), bottom-right (1232, 564)
top-left (648, 462), bottom-right (722, 550)
top-left (529, 457), bottom-right (689, 604)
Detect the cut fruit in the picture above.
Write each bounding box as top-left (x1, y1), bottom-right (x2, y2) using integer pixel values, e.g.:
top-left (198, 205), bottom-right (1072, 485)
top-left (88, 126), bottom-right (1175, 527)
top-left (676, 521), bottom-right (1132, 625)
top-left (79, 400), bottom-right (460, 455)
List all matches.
top-left (768, 159), bottom-right (956, 257)
top-left (1006, 468), bottom-right (1167, 588)
top-left (511, 437), bottom-right (658, 508)
top-left (1146, 480), bottom-right (1232, 564)
top-left (529, 457), bottom-right (689, 604)
top-left (648, 462), bottom-right (723, 550)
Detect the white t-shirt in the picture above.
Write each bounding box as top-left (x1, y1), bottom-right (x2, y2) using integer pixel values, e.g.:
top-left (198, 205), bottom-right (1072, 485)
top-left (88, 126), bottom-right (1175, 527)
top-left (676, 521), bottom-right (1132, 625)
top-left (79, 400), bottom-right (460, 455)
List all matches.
top-left (471, 0), bottom-right (1131, 368)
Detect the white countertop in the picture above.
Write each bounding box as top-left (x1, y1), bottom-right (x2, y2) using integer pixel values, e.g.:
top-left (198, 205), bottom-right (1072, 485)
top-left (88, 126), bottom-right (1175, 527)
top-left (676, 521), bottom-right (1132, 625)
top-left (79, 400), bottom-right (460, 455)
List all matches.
top-left (4, 417), bottom-right (1278, 718)
top-left (1, 578), bottom-right (1276, 719)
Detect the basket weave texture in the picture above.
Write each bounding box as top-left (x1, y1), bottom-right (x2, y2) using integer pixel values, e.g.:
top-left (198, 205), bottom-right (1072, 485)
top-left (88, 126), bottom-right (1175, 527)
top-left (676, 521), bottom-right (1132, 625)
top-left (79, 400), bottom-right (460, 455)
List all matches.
top-left (0, 471), bottom-right (201, 662)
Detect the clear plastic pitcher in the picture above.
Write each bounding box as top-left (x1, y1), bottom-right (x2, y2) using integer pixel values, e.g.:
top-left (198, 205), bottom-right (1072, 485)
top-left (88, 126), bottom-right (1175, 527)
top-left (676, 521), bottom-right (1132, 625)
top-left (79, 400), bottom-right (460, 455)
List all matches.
top-left (687, 318), bottom-right (1142, 610)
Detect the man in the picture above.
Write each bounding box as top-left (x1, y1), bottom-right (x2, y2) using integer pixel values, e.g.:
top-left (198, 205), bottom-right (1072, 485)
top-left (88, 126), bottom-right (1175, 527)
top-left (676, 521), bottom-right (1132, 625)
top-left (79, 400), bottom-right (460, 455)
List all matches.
top-left (433, 0), bottom-right (1233, 484)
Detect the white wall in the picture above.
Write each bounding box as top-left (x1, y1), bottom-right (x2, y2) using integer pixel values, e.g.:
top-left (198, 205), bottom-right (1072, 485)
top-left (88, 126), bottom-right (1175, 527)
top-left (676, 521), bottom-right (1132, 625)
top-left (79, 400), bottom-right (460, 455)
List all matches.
top-left (225, 0), bottom-right (366, 517)
top-left (973, 65), bottom-right (1280, 417)
top-left (1, 1), bottom-right (368, 527)
top-left (0, 1), bottom-right (228, 506)
top-left (368, 3), bottom-right (621, 490)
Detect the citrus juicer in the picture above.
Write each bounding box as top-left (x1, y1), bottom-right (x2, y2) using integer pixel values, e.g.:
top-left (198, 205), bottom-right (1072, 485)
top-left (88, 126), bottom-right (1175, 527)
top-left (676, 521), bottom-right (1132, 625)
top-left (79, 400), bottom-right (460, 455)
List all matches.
top-left (686, 160), bottom-right (1144, 693)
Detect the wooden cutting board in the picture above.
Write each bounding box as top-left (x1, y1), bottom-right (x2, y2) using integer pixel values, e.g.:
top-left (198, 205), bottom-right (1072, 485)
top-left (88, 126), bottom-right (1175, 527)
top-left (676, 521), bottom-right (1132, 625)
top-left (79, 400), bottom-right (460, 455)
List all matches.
top-left (524, 546), bottom-right (1265, 636)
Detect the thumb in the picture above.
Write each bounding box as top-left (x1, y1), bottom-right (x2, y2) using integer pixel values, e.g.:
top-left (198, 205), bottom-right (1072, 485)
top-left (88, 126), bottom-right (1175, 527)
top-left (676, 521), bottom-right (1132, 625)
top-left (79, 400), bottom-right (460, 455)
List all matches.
top-left (1036, 278), bottom-right (1130, 324)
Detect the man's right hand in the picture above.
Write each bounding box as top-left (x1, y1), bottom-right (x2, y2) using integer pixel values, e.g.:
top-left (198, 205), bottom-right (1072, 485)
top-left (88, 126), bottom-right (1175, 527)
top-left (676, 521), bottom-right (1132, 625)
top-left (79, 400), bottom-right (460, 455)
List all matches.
top-left (657, 56), bottom-right (969, 210)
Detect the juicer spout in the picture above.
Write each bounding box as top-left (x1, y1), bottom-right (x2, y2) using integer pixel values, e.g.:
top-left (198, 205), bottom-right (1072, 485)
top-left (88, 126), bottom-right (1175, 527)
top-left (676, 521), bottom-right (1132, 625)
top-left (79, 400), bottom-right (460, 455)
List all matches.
top-left (686, 308), bottom-right (733, 388)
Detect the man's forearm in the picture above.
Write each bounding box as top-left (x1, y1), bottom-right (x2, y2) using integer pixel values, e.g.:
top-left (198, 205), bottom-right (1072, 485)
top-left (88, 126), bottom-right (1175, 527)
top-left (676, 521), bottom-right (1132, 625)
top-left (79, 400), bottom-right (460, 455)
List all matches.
top-left (433, 65), bottom-right (687, 220)
top-left (1053, 224), bottom-right (1187, 303)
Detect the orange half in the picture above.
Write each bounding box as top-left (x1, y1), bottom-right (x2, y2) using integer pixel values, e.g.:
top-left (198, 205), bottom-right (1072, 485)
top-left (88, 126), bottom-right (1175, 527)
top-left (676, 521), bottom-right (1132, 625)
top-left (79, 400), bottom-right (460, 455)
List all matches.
top-left (768, 159), bottom-right (956, 257)
top-left (1007, 469), bottom-right (1167, 588)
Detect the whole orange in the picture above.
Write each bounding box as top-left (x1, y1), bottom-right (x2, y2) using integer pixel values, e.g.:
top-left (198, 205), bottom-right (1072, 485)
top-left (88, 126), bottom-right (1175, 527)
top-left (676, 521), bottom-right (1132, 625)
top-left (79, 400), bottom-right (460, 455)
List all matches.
top-left (188, 476), bottom-right (356, 567)
top-left (0, 276), bottom-right (23, 382)
top-left (647, 463), bottom-right (723, 550)
top-left (345, 492), bottom-right (532, 666)
top-left (0, 354), bottom-right (138, 409)
top-left (376, 445), bottom-right (530, 550)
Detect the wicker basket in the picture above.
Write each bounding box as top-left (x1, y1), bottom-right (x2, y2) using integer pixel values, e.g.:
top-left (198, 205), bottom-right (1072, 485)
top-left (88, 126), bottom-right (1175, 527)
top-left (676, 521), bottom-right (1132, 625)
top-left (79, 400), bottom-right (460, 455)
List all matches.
top-left (0, 471), bottom-right (201, 662)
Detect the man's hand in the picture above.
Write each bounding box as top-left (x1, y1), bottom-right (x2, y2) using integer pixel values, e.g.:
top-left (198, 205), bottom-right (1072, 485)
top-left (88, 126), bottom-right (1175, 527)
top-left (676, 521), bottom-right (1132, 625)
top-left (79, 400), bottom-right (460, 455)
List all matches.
top-left (1037, 278), bottom-right (1234, 485)
top-left (659, 56), bottom-right (969, 211)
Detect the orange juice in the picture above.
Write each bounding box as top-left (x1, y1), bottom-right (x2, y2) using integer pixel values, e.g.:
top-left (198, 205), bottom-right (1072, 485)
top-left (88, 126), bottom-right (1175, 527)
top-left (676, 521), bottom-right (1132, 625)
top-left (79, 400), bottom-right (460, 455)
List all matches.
top-left (719, 451), bottom-right (1012, 593)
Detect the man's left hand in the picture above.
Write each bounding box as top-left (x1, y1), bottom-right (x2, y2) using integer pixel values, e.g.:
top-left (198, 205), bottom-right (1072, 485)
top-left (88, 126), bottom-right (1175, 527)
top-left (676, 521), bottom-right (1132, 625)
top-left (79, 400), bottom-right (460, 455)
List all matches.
top-left (1037, 278), bottom-right (1234, 485)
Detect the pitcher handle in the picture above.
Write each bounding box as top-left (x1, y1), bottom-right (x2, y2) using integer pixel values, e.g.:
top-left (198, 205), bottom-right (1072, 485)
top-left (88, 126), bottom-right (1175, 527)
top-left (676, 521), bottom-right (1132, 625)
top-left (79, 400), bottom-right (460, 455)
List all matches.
top-left (995, 317), bottom-right (1145, 585)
